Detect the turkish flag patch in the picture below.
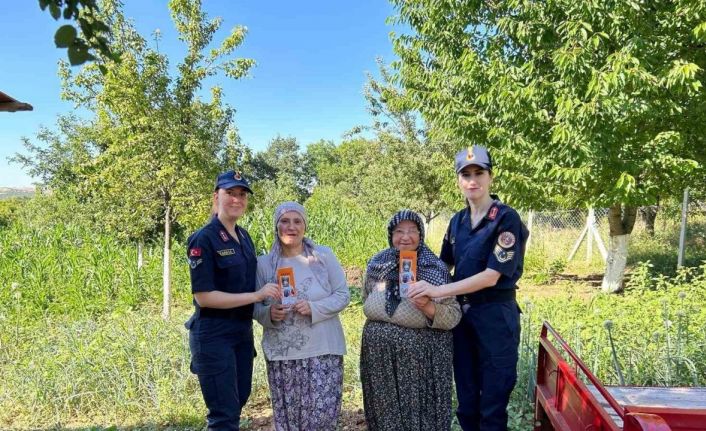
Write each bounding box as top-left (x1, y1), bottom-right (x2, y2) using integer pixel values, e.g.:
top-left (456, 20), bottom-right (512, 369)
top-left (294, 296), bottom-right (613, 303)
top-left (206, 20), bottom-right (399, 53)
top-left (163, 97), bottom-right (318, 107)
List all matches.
top-left (189, 247), bottom-right (202, 257)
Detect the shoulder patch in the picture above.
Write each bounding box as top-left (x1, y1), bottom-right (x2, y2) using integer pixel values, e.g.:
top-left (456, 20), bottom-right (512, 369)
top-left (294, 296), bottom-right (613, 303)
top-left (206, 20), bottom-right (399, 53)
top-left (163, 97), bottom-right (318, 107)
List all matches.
top-left (498, 231), bottom-right (516, 248)
top-left (217, 248), bottom-right (236, 257)
top-left (219, 230), bottom-right (229, 242)
top-left (189, 247), bottom-right (202, 257)
top-left (493, 244), bottom-right (515, 263)
top-left (189, 258), bottom-right (203, 269)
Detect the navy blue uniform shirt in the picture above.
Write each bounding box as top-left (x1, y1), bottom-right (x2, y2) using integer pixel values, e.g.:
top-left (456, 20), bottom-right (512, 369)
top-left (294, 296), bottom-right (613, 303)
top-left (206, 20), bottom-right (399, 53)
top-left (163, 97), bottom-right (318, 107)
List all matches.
top-left (440, 200), bottom-right (528, 290)
top-left (187, 216), bottom-right (257, 319)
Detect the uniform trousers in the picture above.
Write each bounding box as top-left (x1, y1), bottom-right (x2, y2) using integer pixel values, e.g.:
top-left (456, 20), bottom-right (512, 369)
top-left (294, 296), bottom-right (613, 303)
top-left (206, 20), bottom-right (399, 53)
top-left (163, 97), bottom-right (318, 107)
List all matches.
top-left (189, 317), bottom-right (255, 431)
top-left (453, 300), bottom-right (521, 431)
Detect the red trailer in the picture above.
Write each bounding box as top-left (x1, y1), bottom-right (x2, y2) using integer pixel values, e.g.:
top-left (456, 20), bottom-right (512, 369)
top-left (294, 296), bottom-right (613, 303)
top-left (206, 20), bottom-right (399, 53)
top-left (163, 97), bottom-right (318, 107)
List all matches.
top-left (534, 321), bottom-right (706, 431)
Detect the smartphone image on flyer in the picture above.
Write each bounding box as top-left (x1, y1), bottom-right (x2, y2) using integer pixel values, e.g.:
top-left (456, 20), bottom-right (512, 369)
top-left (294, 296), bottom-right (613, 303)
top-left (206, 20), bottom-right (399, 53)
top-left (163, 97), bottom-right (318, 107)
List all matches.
top-left (277, 267), bottom-right (297, 306)
top-left (398, 250), bottom-right (417, 298)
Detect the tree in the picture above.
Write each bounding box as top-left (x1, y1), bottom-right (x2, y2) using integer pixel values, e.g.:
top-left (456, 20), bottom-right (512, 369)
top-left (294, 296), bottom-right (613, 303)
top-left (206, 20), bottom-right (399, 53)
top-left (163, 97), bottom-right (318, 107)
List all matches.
top-left (390, 0), bottom-right (706, 291)
top-left (251, 135), bottom-right (311, 200)
top-left (39, 0), bottom-right (120, 67)
top-left (11, 115), bottom-right (96, 196)
top-left (18, 0), bottom-right (255, 318)
top-left (302, 139), bottom-right (337, 188)
top-left (337, 59), bottom-right (453, 226)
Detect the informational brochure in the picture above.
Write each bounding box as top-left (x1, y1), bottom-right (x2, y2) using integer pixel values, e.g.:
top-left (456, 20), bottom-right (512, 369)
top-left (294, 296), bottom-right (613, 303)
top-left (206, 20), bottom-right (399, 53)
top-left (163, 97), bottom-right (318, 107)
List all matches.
top-left (398, 250), bottom-right (417, 298)
top-left (276, 267), bottom-right (297, 306)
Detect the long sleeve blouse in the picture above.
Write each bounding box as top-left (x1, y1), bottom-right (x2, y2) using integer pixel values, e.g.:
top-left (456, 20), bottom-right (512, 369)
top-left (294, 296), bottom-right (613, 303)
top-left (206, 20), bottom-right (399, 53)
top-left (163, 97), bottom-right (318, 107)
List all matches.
top-left (254, 245), bottom-right (350, 361)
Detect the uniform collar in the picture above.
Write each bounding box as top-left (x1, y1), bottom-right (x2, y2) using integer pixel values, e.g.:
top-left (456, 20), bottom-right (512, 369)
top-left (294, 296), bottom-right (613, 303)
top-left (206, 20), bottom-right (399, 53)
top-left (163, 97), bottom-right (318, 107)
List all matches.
top-left (462, 199), bottom-right (501, 222)
top-left (484, 200), bottom-right (501, 221)
top-left (210, 216), bottom-right (240, 242)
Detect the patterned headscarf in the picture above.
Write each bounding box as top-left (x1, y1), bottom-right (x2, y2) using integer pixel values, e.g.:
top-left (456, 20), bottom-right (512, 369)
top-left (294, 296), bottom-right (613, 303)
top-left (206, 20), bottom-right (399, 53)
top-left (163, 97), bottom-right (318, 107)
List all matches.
top-left (268, 201), bottom-right (328, 286)
top-left (366, 209), bottom-right (451, 316)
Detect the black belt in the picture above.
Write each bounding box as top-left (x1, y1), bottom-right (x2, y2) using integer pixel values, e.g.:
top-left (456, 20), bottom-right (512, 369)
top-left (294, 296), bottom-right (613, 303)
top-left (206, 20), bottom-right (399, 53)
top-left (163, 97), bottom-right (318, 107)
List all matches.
top-left (458, 289), bottom-right (516, 306)
top-left (199, 307), bottom-right (252, 320)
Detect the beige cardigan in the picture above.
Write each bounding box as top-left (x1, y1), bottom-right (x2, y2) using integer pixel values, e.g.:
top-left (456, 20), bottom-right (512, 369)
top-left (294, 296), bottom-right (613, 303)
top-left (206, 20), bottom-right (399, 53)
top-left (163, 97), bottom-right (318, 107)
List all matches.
top-left (362, 275), bottom-right (461, 330)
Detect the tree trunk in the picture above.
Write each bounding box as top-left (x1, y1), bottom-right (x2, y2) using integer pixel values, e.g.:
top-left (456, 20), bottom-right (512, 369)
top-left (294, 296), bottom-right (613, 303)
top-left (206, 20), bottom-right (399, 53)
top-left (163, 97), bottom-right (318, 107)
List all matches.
top-left (137, 240), bottom-right (144, 270)
top-left (602, 204), bottom-right (637, 293)
top-left (162, 205), bottom-right (171, 320)
top-left (638, 205), bottom-right (658, 237)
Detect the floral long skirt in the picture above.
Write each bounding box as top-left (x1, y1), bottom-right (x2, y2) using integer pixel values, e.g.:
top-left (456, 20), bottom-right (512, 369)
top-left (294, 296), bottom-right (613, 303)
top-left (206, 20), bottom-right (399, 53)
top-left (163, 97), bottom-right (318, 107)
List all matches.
top-left (266, 354), bottom-right (344, 431)
top-left (360, 320), bottom-right (454, 431)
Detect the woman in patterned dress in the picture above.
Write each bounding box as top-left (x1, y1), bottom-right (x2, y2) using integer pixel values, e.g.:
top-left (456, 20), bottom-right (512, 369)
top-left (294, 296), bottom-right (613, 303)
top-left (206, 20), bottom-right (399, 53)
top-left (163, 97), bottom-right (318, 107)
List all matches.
top-left (360, 209), bottom-right (462, 431)
top-left (254, 201), bottom-right (351, 431)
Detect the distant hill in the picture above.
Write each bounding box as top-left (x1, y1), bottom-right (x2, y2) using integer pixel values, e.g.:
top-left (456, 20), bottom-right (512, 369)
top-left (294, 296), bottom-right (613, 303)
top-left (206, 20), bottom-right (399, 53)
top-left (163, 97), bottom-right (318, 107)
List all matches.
top-left (0, 187), bottom-right (34, 199)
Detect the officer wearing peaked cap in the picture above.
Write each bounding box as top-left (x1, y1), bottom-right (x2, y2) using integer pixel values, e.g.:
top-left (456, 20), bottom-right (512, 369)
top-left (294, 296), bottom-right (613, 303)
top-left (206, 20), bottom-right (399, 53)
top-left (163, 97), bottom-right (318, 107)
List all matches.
top-left (408, 146), bottom-right (528, 431)
top-left (185, 170), bottom-right (280, 431)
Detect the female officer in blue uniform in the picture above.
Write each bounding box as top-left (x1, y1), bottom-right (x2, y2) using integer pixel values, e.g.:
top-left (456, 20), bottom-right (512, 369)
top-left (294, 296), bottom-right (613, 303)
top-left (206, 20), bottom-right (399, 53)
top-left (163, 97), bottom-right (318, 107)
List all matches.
top-left (409, 146), bottom-right (528, 431)
top-left (186, 170), bottom-right (279, 431)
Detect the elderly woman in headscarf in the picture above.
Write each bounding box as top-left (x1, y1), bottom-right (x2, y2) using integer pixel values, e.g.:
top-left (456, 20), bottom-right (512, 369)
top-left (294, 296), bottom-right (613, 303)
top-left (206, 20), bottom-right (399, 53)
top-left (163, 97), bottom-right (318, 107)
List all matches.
top-left (360, 209), bottom-right (461, 431)
top-left (254, 201), bottom-right (351, 431)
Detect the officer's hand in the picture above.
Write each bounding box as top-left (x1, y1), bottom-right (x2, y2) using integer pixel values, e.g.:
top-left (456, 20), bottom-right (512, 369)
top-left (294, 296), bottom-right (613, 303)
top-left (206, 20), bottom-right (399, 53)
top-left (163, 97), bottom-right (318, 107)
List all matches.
top-left (257, 283), bottom-right (280, 302)
top-left (270, 303), bottom-right (287, 322)
top-left (293, 300), bottom-right (312, 316)
top-left (408, 280), bottom-right (437, 299)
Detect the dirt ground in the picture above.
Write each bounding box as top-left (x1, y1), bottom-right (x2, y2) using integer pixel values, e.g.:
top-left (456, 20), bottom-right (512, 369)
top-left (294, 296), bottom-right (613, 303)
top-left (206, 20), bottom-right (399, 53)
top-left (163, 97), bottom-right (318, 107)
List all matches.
top-left (242, 404), bottom-right (367, 430)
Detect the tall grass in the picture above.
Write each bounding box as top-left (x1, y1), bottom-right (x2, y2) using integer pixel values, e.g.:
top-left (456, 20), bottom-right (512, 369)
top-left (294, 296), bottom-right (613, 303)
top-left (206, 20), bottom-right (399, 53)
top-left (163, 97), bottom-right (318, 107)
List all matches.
top-left (0, 303), bottom-right (367, 429)
top-left (0, 307), bottom-right (202, 429)
top-left (0, 222), bottom-right (192, 320)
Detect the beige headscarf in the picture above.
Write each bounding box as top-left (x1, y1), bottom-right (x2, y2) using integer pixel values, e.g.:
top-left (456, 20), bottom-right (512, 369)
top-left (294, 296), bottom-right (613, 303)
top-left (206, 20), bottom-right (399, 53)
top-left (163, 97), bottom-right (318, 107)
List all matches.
top-left (267, 201), bottom-right (328, 288)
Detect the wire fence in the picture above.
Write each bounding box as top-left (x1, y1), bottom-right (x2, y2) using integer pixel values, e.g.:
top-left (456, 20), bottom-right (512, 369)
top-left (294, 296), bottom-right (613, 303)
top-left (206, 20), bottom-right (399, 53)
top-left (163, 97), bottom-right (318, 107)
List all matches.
top-left (426, 200), bottom-right (706, 277)
top-left (519, 201), bottom-right (706, 275)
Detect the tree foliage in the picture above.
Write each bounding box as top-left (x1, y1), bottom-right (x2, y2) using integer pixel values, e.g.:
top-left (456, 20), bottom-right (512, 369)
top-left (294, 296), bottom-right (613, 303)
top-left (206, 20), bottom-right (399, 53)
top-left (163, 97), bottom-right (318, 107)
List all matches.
top-left (319, 60), bottom-right (453, 224)
top-left (389, 0), bottom-right (706, 290)
top-left (40, 0), bottom-right (120, 68)
top-left (19, 0), bottom-right (256, 316)
top-left (21, 0), bottom-right (255, 242)
top-left (250, 136), bottom-right (312, 201)
top-left (390, 0), bottom-right (706, 211)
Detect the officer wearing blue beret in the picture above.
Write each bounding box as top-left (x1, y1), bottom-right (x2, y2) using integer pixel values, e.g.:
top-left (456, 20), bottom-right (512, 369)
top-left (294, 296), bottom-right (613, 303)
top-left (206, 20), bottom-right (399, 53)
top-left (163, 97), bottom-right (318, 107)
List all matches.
top-left (409, 146), bottom-right (528, 431)
top-left (186, 170), bottom-right (280, 431)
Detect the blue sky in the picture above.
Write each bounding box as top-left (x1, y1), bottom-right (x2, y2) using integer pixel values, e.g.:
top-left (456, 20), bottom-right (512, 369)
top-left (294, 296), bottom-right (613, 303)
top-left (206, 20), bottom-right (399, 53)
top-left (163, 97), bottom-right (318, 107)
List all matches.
top-left (0, 1), bottom-right (400, 187)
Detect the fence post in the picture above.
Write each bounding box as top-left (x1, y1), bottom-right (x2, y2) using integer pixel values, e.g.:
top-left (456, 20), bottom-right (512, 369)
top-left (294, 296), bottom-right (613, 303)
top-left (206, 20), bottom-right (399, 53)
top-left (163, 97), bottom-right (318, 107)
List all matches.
top-left (526, 210), bottom-right (534, 251)
top-left (587, 208), bottom-right (594, 262)
top-left (677, 188), bottom-right (689, 268)
top-left (568, 224), bottom-right (589, 262)
top-left (590, 210), bottom-right (608, 261)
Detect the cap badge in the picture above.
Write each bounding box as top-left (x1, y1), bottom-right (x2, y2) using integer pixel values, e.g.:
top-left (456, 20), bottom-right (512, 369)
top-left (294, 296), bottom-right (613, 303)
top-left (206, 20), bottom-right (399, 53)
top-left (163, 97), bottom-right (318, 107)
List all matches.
top-left (466, 148), bottom-right (475, 161)
top-left (234, 171), bottom-right (242, 180)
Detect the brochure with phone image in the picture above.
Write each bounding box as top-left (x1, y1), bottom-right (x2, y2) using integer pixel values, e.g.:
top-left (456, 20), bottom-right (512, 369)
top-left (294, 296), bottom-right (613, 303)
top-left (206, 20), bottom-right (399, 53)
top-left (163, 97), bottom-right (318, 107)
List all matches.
top-left (277, 267), bottom-right (297, 306)
top-left (398, 250), bottom-right (417, 298)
